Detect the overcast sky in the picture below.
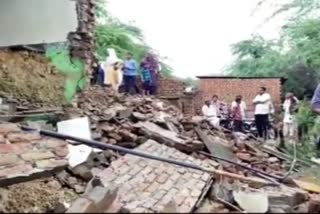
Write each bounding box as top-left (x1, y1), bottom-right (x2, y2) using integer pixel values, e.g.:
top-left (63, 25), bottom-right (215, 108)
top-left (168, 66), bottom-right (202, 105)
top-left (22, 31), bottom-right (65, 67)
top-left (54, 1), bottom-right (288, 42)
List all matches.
top-left (108, 0), bottom-right (287, 78)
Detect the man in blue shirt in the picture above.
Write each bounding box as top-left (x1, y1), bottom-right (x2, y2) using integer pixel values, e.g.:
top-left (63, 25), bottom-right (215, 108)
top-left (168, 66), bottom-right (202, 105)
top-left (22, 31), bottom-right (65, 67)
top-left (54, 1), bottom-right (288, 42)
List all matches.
top-left (123, 52), bottom-right (138, 94)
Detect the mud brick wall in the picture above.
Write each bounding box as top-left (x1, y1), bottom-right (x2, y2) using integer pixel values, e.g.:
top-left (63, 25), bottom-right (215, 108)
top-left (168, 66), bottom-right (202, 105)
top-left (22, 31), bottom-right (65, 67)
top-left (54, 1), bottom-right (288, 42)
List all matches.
top-left (68, 0), bottom-right (95, 77)
top-left (98, 140), bottom-right (216, 213)
top-left (158, 77), bottom-right (186, 98)
top-left (198, 78), bottom-right (283, 112)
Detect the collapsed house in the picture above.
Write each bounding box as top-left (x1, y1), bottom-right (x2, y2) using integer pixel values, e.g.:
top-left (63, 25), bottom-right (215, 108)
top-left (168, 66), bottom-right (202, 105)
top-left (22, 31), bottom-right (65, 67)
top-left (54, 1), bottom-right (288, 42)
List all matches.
top-left (0, 86), bottom-right (320, 213)
top-left (1, 1), bottom-right (320, 214)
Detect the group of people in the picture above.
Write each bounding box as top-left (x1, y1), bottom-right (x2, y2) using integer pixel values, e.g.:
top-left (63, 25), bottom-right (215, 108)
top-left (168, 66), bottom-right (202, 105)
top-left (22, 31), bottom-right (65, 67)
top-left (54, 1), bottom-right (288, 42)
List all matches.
top-left (202, 87), bottom-right (300, 142)
top-left (92, 49), bottom-right (160, 96)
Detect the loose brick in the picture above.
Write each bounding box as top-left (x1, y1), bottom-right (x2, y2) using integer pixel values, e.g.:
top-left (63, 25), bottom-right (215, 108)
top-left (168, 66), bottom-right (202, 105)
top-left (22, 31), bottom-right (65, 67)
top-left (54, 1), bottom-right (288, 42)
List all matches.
top-left (53, 146), bottom-right (69, 158)
top-left (0, 143), bottom-right (31, 154)
top-left (21, 151), bottom-right (55, 161)
top-left (0, 164), bottom-right (33, 177)
top-left (0, 154), bottom-right (22, 167)
top-left (38, 138), bottom-right (68, 149)
top-left (0, 123), bottom-right (19, 135)
top-left (7, 132), bottom-right (41, 143)
top-left (35, 159), bottom-right (68, 169)
top-left (84, 186), bottom-right (118, 212)
top-left (66, 197), bottom-right (98, 213)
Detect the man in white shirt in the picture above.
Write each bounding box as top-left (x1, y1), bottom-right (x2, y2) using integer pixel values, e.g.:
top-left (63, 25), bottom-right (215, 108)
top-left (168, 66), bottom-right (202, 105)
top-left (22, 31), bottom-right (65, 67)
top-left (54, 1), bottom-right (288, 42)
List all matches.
top-left (253, 87), bottom-right (272, 140)
top-left (283, 92), bottom-right (299, 141)
top-left (202, 100), bottom-right (220, 128)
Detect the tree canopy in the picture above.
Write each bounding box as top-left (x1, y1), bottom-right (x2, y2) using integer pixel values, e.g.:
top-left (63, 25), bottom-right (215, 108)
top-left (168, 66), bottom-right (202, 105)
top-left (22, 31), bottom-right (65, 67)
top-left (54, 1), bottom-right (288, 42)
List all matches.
top-left (228, 0), bottom-right (320, 99)
top-left (94, 0), bottom-right (173, 77)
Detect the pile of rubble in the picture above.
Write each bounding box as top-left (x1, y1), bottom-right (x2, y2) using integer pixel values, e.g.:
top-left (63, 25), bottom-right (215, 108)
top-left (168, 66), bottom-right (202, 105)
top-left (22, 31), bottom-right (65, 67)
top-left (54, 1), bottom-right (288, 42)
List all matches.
top-left (0, 50), bottom-right (65, 105)
top-left (1, 86), bottom-right (320, 213)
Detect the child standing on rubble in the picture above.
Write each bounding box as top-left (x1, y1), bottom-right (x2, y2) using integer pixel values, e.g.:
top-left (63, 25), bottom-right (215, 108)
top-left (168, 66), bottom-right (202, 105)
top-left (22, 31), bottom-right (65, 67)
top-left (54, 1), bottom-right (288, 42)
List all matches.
top-left (140, 61), bottom-right (152, 96)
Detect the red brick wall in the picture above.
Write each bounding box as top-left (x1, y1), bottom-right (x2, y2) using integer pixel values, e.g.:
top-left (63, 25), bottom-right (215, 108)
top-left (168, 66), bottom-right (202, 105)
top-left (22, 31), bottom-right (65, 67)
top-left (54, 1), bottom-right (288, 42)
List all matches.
top-left (198, 78), bottom-right (282, 112)
top-left (158, 77), bottom-right (186, 98)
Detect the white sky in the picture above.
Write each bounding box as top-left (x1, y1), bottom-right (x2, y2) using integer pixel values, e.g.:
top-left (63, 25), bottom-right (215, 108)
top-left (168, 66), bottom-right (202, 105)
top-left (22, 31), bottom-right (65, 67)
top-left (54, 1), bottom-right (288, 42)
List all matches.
top-left (108, 0), bottom-right (287, 78)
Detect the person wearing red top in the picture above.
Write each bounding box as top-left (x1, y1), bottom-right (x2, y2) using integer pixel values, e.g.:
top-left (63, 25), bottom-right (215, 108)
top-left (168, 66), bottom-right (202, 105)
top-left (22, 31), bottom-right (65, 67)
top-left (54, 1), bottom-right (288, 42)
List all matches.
top-left (232, 95), bottom-right (244, 132)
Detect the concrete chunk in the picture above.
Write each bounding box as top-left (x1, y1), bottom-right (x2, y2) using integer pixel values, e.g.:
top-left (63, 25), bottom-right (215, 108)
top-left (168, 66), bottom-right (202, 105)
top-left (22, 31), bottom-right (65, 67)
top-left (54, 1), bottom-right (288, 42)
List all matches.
top-left (84, 186), bottom-right (118, 212)
top-left (66, 197), bottom-right (98, 213)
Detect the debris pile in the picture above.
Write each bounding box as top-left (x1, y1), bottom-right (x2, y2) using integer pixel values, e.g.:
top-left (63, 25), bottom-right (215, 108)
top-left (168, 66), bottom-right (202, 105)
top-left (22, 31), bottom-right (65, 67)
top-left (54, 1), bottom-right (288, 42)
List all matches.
top-left (1, 86), bottom-right (320, 213)
top-left (0, 50), bottom-right (65, 105)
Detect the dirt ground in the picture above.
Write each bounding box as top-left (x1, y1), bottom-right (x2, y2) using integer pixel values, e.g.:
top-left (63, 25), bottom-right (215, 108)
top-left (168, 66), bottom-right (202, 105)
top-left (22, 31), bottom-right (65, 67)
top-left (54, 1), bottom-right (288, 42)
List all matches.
top-left (0, 50), bottom-right (65, 105)
top-left (0, 178), bottom-right (78, 213)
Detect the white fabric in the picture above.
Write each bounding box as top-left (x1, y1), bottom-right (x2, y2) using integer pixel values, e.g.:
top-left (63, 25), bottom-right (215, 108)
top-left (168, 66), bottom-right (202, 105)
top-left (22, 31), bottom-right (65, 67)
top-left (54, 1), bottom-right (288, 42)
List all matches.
top-left (208, 117), bottom-right (220, 128)
top-left (283, 99), bottom-right (293, 123)
top-left (253, 93), bottom-right (271, 115)
top-left (202, 105), bottom-right (218, 117)
top-left (231, 101), bottom-right (247, 119)
top-left (202, 104), bottom-right (220, 128)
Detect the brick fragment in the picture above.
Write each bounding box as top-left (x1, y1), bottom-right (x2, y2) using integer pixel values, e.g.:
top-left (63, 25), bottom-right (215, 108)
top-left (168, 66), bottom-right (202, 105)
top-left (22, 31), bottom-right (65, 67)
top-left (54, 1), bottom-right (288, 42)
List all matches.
top-left (0, 164), bottom-right (33, 177)
top-left (66, 197), bottom-right (98, 213)
top-left (21, 151), bottom-right (55, 161)
top-left (38, 138), bottom-right (68, 149)
top-left (0, 143), bottom-right (31, 154)
top-left (53, 146), bottom-right (69, 158)
top-left (7, 132), bottom-right (41, 143)
top-left (35, 159), bottom-right (68, 169)
top-left (84, 186), bottom-right (118, 212)
top-left (0, 154), bottom-right (22, 167)
top-left (0, 123), bottom-right (20, 135)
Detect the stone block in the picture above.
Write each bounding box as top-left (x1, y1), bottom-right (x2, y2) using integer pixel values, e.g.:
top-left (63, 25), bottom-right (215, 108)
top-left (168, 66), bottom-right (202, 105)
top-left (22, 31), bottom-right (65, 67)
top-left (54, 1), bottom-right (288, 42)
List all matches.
top-left (21, 151), bottom-right (55, 161)
top-left (66, 197), bottom-right (98, 213)
top-left (84, 186), bottom-right (118, 212)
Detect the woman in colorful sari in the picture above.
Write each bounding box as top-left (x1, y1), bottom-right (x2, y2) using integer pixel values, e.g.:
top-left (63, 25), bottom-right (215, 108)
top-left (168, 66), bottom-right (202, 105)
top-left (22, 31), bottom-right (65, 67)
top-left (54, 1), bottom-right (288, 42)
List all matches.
top-left (141, 53), bottom-right (160, 95)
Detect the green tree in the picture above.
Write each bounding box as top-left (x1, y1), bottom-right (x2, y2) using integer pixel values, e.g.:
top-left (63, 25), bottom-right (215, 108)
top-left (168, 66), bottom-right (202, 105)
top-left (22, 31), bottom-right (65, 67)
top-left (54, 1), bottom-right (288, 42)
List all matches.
top-left (94, 0), bottom-right (173, 77)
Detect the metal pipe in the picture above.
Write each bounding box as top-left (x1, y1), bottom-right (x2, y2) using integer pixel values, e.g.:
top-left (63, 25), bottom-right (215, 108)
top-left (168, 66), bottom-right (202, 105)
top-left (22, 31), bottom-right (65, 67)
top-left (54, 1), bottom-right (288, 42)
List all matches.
top-left (21, 126), bottom-right (208, 173)
top-left (199, 151), bottom-right (283, 181)
top-left (21, 126), bottom-right (279, 186)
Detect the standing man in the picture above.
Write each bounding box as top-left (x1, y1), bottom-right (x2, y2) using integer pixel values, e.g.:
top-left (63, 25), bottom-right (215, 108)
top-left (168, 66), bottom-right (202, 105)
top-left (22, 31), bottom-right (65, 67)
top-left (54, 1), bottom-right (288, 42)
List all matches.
top-left (123, 52), bottom-right (138, 94)
top-left (253, 87), bottom-right (272, 140)
top-left (283, 92), bottom-right (299, 143)
top-left (231, 95), bottom-right (246, 132)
